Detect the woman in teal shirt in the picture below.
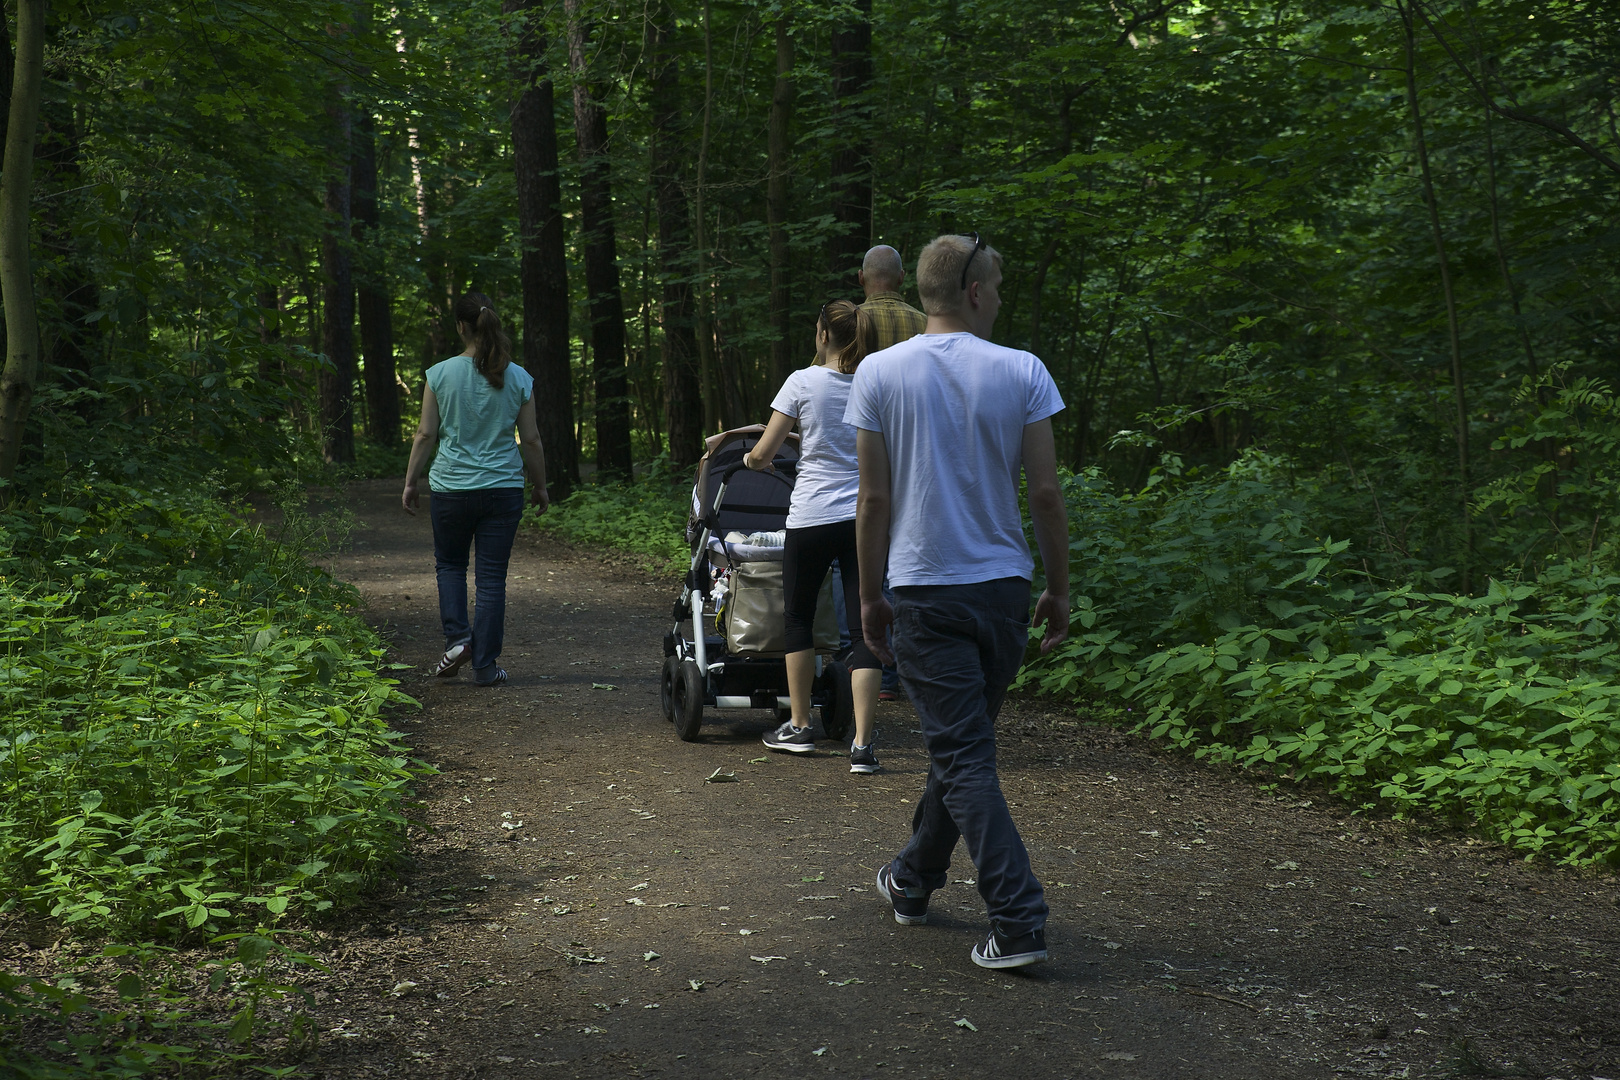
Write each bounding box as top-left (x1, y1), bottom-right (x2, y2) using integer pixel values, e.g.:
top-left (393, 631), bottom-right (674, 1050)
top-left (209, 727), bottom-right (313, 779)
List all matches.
top-left (403, 292), bottom-right (549, 686)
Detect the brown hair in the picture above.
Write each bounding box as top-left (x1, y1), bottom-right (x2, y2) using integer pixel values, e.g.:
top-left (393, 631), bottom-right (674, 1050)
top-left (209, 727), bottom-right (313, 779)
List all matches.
top-left (818, 299), bottom-right (876, 375)
top-left (453, 291), bottom-right (512, 389)
top-left (915, 234), bottom-right (1003, 316)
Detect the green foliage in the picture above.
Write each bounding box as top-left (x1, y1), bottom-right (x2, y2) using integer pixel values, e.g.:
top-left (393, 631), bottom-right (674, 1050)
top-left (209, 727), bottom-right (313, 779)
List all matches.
top-left (0, 934), bottom-right (321, 1078)
top-left (529, 464), bottom-right (692, 573)
top-left (0, 477), bottom-right (423, 937)
top-left (1020, 449), bottom-right (1620, 867)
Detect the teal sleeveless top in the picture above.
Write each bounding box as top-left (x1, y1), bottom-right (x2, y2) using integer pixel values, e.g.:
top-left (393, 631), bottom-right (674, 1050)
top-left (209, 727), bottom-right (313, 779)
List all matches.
top-left (425, 355), bottom-right (534, 491)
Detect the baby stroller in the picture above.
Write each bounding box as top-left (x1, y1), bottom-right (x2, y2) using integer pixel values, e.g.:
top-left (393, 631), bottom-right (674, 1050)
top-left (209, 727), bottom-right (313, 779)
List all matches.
top-left (660, 425), bottom-right (853, 743)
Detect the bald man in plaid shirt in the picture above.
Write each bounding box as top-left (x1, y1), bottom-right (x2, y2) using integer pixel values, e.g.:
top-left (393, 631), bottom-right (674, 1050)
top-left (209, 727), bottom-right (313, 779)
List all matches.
top-left (854, 245), bottom-right (924, 704)
top-left (858, 246), bottom-right (926, 351)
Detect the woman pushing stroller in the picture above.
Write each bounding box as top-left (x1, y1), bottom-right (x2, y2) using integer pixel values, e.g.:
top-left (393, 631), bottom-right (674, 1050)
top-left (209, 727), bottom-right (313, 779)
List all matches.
top-left (744, 300), bottom-right (883, 773)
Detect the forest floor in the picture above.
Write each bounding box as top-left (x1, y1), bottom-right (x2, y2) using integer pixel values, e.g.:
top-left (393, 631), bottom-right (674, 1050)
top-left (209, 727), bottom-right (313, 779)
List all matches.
top-left (294, 479), bottom-right (1617, 1080)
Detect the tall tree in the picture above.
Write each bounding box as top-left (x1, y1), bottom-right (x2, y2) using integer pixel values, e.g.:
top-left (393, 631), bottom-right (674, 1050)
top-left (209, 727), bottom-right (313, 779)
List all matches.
top-left (318, 15), bottom-right (356, 465)
top-left (1399, 0), bottom-right (1470, 587)
top-left (506, 0), bottom-right (578, 497)
top-left (565, 0), bottom-right (632, 478)
top-left (827, 0), bottom-right (873, 288)
top-left (352, 108), bottom-right (400, 447)
top-left (766, 14), bottom-right (796, 388)
top-left (0, 0), bottom-right (46, 495)
top-left (648, 1), bottom-right (703, 468)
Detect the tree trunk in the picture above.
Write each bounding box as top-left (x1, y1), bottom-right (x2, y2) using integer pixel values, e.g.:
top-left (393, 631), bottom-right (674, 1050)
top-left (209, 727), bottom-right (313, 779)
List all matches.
top-left (565, 0), bottom-right (632, 479)
top-left (1400, 2), bottom-right (1470, 589)
top-left (1027, 234), bottom-right (1060, 356)
top-left (0, 0), bottom-right (46, 493)
top-left (767, 16), bottom-right (795, 389)
top-left (1482, 107), bottom-right (1538, 391)
top-left (828, 0), bottom-right (873, 289)
top-left (648, 2), bottom-right (703, 469)
top-left (39, 103), bottom-right (98, 413)
top-left (506, 0), bottom-right (578, 497)
top-left (692, 0), bottom-right (722, 432)
top-left (352, 108), bottom-right (400, 447)
top-left (319, 85), bottom-right (356, 465)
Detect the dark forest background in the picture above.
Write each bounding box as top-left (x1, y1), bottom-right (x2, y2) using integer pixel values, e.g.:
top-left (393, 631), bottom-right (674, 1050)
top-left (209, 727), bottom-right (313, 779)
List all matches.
top-left (1, 0), bottom-right (1612, 570)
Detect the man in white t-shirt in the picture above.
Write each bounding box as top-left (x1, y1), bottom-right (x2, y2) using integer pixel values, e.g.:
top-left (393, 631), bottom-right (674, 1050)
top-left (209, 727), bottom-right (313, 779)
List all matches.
top-left (845, 233), bottom-right (1070, 969)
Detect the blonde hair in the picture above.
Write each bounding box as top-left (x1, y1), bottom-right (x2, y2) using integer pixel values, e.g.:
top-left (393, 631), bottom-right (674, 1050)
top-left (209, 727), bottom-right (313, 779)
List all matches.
top-left (915, 234), bottom-right (1003, 316)
top-left (819, 299), bottom-right (876, 375)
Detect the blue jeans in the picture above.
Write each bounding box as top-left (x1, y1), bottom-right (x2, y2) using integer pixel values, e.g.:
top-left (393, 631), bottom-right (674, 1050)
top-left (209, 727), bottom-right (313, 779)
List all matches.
top-left (430, 488), bottom-right (524, 677)
top-left (887, 577), bottom-right (1047, 938)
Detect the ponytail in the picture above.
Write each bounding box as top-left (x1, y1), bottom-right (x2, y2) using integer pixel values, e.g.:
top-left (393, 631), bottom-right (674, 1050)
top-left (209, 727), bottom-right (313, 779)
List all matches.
top-left (819, 299), bottom-right (876, 375)
top-left (453, 291), bottom-right (513, 389)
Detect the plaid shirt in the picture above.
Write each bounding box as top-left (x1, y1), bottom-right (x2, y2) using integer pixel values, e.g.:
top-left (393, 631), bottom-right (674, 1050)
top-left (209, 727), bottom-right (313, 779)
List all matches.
top-left (859, 291), bottom-right (927, 352)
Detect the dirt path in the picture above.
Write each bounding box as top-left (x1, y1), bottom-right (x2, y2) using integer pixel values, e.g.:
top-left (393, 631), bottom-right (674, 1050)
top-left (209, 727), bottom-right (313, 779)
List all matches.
top-left (304, 479), bottom-right (1618, 1080)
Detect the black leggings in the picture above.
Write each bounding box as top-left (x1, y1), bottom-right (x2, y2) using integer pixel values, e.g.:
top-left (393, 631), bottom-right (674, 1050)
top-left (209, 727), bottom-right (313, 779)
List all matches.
top-left (781, 519), bottom-right (880, 670)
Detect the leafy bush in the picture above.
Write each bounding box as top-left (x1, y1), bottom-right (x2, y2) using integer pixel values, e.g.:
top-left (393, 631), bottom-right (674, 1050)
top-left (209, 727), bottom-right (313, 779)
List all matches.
top-left (1020, 439), bottom-right (1620, 867)
top-left (0, 476), bottom-right (421, 936)
top-left (529, 466), bottom-right (690, 573)
top-left (0, 934), bottom-right (321, 1078)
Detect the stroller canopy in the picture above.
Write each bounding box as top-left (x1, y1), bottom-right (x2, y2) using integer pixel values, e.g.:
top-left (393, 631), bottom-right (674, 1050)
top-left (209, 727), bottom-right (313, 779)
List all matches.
top-left (687, 426), bottom-right (801, 547)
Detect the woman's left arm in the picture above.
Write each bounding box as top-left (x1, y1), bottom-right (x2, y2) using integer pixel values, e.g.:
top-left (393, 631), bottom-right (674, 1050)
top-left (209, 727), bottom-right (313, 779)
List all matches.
top-left (402, 385), bottom-right (441, 515)
top-left (744, 410), bottom-right (796, 470)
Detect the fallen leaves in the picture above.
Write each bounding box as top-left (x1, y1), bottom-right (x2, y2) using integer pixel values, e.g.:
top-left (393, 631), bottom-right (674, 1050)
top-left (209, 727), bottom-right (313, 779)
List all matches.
top-left (954, 1017), bottom-right (978, 1031)
top-left (546, 942), bottom-right (606, 965)
top-left (749, 955), bottom-right (787, 964)
top-left (643, 951), bottom-right (661, 961)
top-left (704, 768), bottom-right (737, 783)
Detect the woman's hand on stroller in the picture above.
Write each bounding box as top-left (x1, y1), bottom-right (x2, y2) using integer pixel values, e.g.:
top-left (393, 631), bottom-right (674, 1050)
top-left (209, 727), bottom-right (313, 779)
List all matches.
top-left (862, 595), bottom-right (897, 667)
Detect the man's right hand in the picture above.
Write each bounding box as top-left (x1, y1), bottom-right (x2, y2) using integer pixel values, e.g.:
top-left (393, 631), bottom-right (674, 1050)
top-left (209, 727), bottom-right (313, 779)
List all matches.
top-left (862, 595), bottom-right (896, 667)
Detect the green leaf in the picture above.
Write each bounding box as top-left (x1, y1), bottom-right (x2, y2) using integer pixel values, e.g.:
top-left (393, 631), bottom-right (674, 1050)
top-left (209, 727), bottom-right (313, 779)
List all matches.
top-left (229, 1004), bottom-right (256, 1044)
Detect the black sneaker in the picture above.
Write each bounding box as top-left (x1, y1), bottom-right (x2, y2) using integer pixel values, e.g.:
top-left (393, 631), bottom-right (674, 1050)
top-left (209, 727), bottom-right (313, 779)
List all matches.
top-left (875, 865), bottom-right (928, 925)
top-left (971, 928), bottom-right (1048, 969)
top-left (850, 744), bottom-right (881, 774)
top-left (472, 666), bottom-right (508, 687)
top-left (762, 720), bottom-right (815, 753)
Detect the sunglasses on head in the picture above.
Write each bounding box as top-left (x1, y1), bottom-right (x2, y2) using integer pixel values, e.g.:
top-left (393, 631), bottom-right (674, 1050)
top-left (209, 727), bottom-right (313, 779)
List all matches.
top-left (959, 232), bottom-right (985, 290)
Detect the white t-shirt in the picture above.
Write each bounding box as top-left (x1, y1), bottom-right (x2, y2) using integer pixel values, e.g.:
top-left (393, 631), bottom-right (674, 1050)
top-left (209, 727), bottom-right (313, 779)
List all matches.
top-left (770, 364), bottom-right (860, 529)
top-left (844, 332), bottom-right (1064, 586)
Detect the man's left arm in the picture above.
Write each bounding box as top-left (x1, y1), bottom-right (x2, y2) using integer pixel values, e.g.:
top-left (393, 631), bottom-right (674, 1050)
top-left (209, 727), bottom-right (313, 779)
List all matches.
top-left (1022, 417), bottom-right (1070, 654)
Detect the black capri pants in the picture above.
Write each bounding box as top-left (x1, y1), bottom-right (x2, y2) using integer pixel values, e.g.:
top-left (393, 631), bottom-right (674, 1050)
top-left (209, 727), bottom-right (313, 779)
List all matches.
top-left (781, 518), bottom-right (880, 670)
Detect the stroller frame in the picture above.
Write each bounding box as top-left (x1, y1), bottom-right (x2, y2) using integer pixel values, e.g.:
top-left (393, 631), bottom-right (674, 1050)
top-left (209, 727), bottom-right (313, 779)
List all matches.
top-left (659, 426), bottom-right (853, 743)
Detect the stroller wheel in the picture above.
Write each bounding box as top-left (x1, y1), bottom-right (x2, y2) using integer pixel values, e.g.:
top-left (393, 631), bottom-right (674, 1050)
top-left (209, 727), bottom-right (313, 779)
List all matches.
top-left (659, 656), bottom-right (679, 722)
top-left (819, 660), bottom-right (853, 742)
top-left (673, 659), bottom-right (705, 742)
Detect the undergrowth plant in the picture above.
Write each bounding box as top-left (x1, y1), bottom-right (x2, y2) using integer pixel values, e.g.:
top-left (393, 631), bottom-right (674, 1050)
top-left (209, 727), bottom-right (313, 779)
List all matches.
top-left (1020, 418), bottom-right (1620, 867)
top-left (0, 475), bottom-right (422, 935)
top-left (528, 464), bottom-right (690, 573)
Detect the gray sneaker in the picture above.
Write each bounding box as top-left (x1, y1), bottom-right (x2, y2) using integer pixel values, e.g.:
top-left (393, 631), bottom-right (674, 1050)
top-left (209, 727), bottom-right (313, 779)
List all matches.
top-left (762, 720), bottom-right (815, 753)
top-left (849, 744), bottom-right (880, 774)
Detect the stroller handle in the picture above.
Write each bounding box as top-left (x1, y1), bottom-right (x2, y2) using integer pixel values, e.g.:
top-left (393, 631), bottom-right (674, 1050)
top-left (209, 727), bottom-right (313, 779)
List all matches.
top-left (719, 457), bottom-right (794, 486)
